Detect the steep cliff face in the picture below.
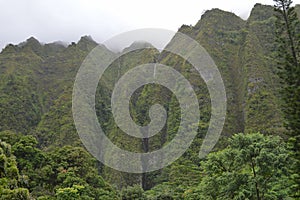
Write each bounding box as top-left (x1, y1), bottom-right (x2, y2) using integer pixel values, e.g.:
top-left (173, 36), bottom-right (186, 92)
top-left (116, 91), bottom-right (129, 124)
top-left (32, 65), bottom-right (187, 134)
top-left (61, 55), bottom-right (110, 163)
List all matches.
top-left (179, 8), bottom-right (247, 136)
top-left (175, 4), bottom-right (285, 136)
top-left (141, 5), bottom-right (287, 191)
top-left (242, 4), bottom-right (284, 134)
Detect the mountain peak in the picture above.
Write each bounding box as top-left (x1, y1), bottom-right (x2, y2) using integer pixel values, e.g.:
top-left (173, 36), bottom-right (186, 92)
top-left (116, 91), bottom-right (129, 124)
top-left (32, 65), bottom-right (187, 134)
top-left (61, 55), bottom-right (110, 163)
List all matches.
top-left (78, 35), bottom-right (96, 43)
top-left (194, 8), bottom-right (245, 31)
top-left (77, 35), bottom-right (98, 51)
top-left (17, 36), bottom-right (41, 48)
top-left (1, 44), bottom-right (18, 54)
top-left (26, 36), bottom-right (40, 43)
top-left (14, 36), bottom-right (44, 55)
top-left (19, 36), bottom-right (42, 48)
top-left (200, 8), bottom-right (240, 21)
top-left (122, 41), bottom-right (155, 53)
top-left (248, 3), bottom-right (275, 22)
top-left (49, 41), bottom-right (68, 47)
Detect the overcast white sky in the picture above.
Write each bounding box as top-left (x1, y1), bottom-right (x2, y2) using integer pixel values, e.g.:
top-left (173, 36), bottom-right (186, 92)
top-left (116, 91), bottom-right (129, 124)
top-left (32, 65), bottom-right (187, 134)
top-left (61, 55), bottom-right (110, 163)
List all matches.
top-left (0, 0), bottom-right (298, 51)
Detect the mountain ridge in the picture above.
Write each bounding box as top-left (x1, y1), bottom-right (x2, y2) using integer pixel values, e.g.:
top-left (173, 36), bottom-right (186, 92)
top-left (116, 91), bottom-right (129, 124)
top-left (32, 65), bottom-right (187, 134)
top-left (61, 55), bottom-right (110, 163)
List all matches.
top-left (4, 3), bottom-right (298, 54)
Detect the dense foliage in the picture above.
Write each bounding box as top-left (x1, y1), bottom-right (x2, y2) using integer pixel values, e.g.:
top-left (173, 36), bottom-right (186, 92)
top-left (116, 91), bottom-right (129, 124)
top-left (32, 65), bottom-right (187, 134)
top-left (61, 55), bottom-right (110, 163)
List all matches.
top-left (274, 0), bottom-right (300, 197)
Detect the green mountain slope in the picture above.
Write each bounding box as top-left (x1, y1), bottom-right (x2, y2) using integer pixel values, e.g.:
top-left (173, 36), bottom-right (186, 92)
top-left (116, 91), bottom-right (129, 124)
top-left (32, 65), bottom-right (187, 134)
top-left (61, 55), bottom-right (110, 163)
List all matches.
top-left (0, 3), bottom-right (298, 198)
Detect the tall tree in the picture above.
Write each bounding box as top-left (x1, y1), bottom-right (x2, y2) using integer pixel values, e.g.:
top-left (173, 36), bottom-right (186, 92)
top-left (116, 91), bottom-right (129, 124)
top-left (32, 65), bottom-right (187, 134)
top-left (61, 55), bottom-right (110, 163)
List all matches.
top-left (274, 0), bottom-right (300, 133)
top-left (274, 0), bottom-right (300, 197)
top-left (186, 133), bottom-right (292, 200)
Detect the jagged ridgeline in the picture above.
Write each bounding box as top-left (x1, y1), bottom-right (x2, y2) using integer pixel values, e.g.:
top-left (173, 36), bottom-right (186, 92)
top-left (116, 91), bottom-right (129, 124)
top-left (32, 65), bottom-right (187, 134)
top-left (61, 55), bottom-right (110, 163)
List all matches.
top-left (0, 3), bottom-right (298, 192)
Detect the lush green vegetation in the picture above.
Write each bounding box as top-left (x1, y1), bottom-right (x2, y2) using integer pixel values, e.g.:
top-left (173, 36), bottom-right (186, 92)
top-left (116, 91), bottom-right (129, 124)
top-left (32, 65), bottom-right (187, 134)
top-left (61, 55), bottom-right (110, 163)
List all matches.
top-left (274, 0), bottom-right (300, 197)
top-left (0, 1), bottom-right (299, 199)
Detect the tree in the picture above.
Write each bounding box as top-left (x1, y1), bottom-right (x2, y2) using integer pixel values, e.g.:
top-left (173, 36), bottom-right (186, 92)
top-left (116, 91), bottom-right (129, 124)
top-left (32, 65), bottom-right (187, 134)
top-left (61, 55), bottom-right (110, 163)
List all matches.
top-left (49, 146), bottom-right (119, 199)
top-left (0, 140), bottom-right (30, 200)
top-left (55, 184), bottom-right (92, 200)
top-left (0, 133), bottom-right (119, 199)
top-left (274, 0), bottom-right (300, 136)
top-left (12, 135), bottom-right (45, 171)
top-left (191, 133), bottom-right (292, 199)
top-left (121, 185), bottom-right (145, 200)
top-left (274, 0), bottom-right (300, 197)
